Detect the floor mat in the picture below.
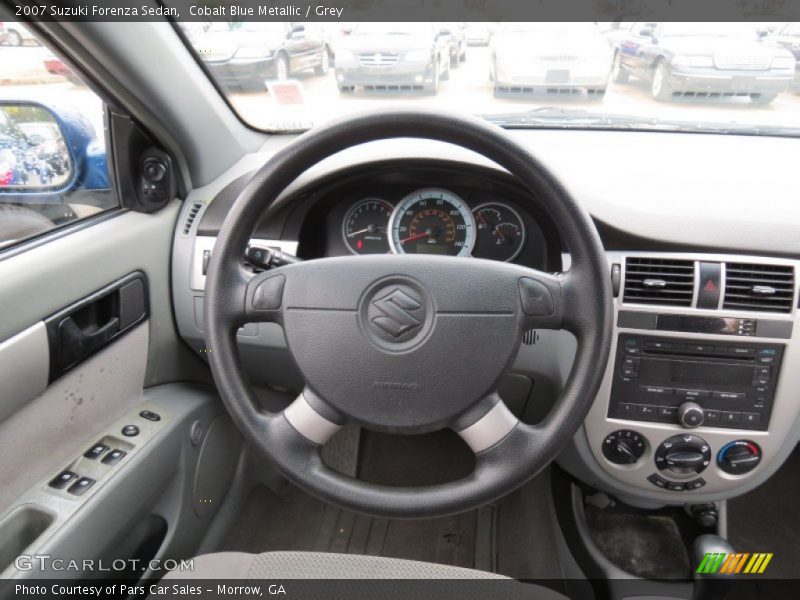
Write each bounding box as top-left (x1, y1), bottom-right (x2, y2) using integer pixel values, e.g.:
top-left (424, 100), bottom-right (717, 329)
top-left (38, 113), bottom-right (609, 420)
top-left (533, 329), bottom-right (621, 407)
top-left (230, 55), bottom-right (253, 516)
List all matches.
top-left (225, 430), bottom-right (563, 580)
top-left (728, 443), bottom-right (800, 579)
top-left (223, 484), bottom-right (481, 569)
top-left (585, 505), bottom-right (691, 579)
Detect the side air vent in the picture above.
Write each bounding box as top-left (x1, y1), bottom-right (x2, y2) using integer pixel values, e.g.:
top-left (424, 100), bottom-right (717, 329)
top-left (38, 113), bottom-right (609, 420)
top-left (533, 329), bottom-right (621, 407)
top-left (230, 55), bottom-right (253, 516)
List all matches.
top-left (723, 263), bottom-right (795, 313)
top-left (623, 257), bottom-right (695, 306)
top-left (182, 202), bottom-right (203, 235)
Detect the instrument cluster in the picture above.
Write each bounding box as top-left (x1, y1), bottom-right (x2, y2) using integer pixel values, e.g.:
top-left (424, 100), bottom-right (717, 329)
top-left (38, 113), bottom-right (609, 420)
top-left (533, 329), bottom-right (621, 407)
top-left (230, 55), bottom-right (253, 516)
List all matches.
top-left (341, 187), bottom-right (527, 262)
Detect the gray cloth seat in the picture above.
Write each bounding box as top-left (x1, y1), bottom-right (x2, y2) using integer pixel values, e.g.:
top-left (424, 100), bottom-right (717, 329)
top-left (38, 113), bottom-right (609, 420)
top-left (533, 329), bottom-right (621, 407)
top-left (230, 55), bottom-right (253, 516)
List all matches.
top-left (163, 551), bottom-right (568, 599)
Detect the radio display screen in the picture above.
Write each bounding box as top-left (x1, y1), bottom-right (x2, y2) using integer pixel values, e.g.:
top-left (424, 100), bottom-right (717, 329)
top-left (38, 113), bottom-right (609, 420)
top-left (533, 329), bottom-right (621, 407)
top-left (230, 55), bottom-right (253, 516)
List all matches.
top-left (639, 358), bottom-right (751, 388)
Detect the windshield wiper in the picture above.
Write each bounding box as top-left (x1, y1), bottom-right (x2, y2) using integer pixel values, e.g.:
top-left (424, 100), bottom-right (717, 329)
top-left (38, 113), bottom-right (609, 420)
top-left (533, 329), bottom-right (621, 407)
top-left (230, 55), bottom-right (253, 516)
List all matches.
top-left (481, 107), bottom-right (800, 137)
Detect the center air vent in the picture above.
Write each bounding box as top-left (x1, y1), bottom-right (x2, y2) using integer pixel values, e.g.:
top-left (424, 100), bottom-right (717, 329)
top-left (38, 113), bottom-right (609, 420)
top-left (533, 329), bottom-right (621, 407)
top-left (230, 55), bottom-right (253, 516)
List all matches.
top-left (723, 263), bottom-right (795, 313)
top-left (623, 258), bottom-right (695, 306)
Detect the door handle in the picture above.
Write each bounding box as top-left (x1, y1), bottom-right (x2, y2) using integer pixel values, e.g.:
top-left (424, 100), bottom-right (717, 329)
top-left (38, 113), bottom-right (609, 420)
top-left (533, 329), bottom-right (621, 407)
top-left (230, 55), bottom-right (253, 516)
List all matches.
top-left (57, 316), bottom-right (120, 369)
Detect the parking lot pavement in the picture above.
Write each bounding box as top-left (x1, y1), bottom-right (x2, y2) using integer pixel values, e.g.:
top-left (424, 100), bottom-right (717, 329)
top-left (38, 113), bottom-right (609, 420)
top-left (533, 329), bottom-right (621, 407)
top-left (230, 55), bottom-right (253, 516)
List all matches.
top-left (3, 46), bottom-right (800, 136)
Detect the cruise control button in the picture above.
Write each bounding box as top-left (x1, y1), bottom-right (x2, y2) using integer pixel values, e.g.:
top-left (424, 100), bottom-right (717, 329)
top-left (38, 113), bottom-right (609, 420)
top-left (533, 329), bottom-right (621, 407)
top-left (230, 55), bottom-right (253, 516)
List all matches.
top-left (121, 425), bottom-right (139, 437)
top-left (102, 449), bottom-right (127, 465)
top-left (68, 477), bottom-right (95, 496)
top-left (49, 470), bottom-right (77, 489)
top-left (139, 410), bottom-right (161, 422)
top-left (84, 443), bottom-right (108, 460)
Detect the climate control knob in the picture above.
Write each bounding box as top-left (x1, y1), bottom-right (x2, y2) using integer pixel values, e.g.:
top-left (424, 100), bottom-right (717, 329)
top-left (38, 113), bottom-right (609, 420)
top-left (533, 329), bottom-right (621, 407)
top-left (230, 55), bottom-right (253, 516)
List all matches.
top-left (718, 440), bottom-right (761, 475)
top-left (678, 402), bottom-right (704, 428)
top-left (655, 434), bottom-right (711, 475)
top-left (602, 430), bottom-right (647, 465)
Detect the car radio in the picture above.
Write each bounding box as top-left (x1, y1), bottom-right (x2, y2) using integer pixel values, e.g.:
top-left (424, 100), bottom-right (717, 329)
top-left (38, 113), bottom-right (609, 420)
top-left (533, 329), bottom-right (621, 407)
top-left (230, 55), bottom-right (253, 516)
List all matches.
top-left (608, 334), bottom-right (784, 432)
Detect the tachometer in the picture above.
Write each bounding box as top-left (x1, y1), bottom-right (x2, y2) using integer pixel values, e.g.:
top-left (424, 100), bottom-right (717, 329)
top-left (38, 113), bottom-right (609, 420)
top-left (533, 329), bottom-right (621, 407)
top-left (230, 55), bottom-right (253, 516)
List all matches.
top-left (388, 188), bottom-right (476, 257)
top-left (342, 198), bottom-right (393, 254)
top-left (472, 202), bottom-right (526, 262)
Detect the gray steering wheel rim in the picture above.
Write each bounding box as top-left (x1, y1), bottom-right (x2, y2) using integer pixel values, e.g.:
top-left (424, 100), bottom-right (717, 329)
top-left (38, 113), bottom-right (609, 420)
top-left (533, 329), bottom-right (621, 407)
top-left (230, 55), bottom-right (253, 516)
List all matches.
top-left (204, 109), bottom-right (613, 518)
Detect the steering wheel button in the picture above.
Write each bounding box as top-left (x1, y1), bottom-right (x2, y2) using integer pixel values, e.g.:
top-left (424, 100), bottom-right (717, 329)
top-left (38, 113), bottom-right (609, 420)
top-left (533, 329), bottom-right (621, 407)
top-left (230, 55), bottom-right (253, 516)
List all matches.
top-left (253, 275), bottom-right (285, 310)
top-left (518, 278), bottom-right (554, 316)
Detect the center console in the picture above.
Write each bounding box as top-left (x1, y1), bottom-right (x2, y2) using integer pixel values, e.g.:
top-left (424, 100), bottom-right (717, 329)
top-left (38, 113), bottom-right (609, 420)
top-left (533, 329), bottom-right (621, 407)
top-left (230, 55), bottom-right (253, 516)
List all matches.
top-left (581, 252), bottom-right (799, 504)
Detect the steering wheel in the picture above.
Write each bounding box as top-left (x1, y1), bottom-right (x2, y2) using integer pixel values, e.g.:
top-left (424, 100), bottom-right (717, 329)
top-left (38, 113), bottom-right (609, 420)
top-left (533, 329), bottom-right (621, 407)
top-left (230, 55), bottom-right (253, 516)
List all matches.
top-left (204, 110), bottom-right (612, 518)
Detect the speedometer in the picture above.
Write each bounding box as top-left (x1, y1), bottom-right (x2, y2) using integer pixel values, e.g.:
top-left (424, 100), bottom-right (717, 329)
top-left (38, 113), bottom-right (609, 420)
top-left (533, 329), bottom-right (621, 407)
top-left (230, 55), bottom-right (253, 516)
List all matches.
top-left (388, 188), bottom-right (476, 257)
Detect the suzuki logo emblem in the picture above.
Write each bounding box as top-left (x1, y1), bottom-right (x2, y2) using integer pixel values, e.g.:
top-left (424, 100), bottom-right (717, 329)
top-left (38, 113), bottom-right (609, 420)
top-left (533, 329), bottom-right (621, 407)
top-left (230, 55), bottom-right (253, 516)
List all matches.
top-left (369, 288), bottom-right (423, 339)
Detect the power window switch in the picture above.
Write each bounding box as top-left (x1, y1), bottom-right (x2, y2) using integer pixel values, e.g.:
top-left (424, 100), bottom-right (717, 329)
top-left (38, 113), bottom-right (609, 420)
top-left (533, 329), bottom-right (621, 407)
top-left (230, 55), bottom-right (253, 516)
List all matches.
top-left (49, 470), bottom-right (77, 489)
top-left (139, 410), bottom-right (161, 422)
top-left (102, 449), bottom-right (127, 465)
top-left (84, 443), bottom-right (109, 460)
top-left (68, 477), bottom-right (95, 496)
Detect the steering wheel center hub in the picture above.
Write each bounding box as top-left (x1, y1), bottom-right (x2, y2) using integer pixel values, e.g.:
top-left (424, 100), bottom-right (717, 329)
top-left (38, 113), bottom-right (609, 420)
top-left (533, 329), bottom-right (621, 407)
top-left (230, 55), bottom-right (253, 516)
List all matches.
top-left (361, 277), bottom-right (433, 351)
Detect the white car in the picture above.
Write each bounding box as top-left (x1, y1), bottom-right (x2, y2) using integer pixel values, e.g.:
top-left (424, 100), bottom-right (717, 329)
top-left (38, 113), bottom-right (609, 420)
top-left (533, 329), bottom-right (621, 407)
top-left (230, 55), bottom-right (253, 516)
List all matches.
top-left (489, 22), bottom-right (612, 98)
top-left (0, 22), bottom-right (40, 47)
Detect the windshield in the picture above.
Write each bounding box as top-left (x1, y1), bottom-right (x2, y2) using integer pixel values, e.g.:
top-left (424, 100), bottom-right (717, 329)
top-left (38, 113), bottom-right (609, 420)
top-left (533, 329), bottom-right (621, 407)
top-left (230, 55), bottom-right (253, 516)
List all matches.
top-left (179, 21), bottom-right (800, 135)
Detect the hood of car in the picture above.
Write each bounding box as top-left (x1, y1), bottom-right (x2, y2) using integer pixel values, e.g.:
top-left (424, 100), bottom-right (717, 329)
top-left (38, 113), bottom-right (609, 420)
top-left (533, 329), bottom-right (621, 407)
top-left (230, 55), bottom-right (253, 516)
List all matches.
top-left (660, 36), bottom-right (785, 59)
top-left (194, 31), bottom-right (285, 62)
top-left (339, 34), bottom-right (433, 54)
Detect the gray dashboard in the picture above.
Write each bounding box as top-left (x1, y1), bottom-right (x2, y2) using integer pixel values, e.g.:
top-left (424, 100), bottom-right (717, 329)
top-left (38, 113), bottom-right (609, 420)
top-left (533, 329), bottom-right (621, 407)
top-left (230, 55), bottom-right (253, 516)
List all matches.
top-left (172, 128), bottom-right (800, 506)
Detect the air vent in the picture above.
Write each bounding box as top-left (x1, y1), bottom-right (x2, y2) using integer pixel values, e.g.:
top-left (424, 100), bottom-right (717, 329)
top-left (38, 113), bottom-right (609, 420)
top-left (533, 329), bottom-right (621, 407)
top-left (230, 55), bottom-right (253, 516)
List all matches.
top-left (723, 263), bottom-right (795, 313)
top-left (623, 258), bottom-right (695, 306)
top-left (182, 202), bottom-right (203, 235)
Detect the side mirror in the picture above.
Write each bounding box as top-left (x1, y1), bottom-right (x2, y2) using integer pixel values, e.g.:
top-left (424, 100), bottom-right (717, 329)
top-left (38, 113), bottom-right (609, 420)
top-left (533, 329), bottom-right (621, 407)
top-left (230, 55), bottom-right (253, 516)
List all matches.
top-left (639, 27), bottom-right (654, 38)
top-left (289, 24), bottom-right (305, 38)
top-left (0, 103), bottom-right (74, 193)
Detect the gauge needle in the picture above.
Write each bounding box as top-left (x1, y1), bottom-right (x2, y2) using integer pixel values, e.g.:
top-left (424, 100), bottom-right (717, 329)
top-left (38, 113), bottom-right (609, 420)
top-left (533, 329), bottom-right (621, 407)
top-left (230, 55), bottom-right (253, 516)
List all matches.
top-left (347, 228), bottom-right (370, 238)
top-left (348, 225), bottom-right (384, 237)
top-left (399, 232), bottom-right (430, 244)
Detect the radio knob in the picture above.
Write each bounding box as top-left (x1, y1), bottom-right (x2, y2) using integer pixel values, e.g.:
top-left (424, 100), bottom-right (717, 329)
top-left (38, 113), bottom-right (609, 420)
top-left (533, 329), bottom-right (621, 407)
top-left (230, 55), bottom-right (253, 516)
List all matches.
top-left (678, 402), bottom-right (704, 429)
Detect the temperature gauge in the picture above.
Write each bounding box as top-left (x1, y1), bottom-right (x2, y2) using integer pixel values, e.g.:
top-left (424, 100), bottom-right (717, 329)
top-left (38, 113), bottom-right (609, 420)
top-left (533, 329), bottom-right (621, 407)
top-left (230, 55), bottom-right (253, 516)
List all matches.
top-left (342, 198), bottom-right (393, 254)
top-left (472, 202), bottom-right (526, 262)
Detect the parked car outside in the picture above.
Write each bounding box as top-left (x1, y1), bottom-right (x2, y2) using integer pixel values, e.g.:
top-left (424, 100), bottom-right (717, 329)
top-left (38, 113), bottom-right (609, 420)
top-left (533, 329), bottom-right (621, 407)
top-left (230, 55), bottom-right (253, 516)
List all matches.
top-left (611, 22), bottom-right (795, 104)
top-left (443, 22), bottom-right (467, 66)
top-left (463, 23), bottom-right (493, 46)
top-left (42, 54), bottom-right (83, 85)
top-left (334, 23), bottom-right (452, 94)
top-left (0, 21), bottom-right (40, 47)
top-left (771, 22), bottom-right (800, 91)
top-left (490, 22), bottom-right (612, 98)
top-left (183, 22), bottom-right (331, 92)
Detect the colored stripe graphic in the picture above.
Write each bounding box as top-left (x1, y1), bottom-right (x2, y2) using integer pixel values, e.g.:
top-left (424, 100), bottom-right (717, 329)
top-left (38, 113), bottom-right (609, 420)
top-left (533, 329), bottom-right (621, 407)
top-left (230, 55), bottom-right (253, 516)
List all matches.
top-left (697, 553), bottom-right (773, 575)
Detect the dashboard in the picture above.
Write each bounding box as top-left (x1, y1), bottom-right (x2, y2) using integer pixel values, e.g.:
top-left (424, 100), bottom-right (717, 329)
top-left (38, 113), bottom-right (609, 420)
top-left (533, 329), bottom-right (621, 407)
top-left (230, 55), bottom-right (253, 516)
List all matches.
top-left (172, 131), bottom-right (800, 510)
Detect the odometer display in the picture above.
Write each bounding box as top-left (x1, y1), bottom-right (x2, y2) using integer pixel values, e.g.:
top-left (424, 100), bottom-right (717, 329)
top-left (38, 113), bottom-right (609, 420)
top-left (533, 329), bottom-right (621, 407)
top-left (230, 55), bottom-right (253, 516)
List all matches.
top-left (388, 188), bottom-right (476, 257)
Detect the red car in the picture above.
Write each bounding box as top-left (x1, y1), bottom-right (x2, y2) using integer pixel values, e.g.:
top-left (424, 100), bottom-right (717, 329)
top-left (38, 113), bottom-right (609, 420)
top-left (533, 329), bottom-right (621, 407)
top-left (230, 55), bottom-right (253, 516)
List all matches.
top-left (43, 55), bottom-right (82, 85)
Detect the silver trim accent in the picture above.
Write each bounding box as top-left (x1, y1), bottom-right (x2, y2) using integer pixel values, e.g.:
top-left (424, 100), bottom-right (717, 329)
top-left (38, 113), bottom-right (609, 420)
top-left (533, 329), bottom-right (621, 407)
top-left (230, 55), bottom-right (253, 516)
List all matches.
top-left (283, 394), bottom-right (341, 446)
top-left (0, 322), bottom-right (48, 424)
top-left (190, 236), bottom-right (299, 291)
top-left (457, 401), bottom-right (519, 453)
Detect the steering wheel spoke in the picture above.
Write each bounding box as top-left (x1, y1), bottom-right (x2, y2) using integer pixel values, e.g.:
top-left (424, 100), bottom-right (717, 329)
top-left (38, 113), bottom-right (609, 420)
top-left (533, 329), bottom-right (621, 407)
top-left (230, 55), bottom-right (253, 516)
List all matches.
top-left (240, 268), bottom-right (291, 323)
top-left (283, 388), bottom-right (344, 446)
top-left (454, 392), bottom-right (520, 454)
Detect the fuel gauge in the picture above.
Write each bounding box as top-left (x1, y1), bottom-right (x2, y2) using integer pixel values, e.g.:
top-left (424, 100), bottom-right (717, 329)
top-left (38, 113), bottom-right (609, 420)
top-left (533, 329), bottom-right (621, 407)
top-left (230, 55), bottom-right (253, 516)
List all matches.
top-left (472, 202), bottom-right (526, 262)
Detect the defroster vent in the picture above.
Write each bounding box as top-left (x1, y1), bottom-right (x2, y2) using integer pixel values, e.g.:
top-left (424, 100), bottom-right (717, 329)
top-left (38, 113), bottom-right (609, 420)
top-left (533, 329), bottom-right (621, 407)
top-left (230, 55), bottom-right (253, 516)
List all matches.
top-left (723, 263), bottom-right (795, 313)
top-left (623, 258), bottom-right (695, 307)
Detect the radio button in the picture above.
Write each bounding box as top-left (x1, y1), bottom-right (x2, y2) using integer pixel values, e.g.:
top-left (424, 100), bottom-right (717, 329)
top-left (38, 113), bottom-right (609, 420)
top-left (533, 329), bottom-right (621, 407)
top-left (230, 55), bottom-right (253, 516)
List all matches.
top-left (712, 391), bottom-right (746, 401)
top-left (616, 403), bottom-right (638, 418)
top-left (639, 385), bottom-right (673, 396)
top-left (705, 410), bottom-right (721, 423)
top-left (658, 406), bottom-right (678, 420)
top-left (639, 405), bottom-right (658, 418)
top-left (644, 341), bottom-right (672, 350)
top-left (730, 347), bottom-right (755, 355)
top-left (686, 343), bottom-right (714, 353)
top-left (721, 411), bottom-right (741, 425)
top-left (678, 402), bottom-right (705, 428)
top-left (741, 413), bottom-right (761, 427)
top-left (676, 389), bottom-right (710, 399)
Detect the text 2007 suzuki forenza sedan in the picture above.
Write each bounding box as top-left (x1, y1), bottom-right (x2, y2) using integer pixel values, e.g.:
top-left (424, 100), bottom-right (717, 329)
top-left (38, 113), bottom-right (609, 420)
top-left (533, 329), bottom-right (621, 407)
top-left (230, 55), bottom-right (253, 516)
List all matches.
top-left (1, 4), bottom-right (800, 600)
